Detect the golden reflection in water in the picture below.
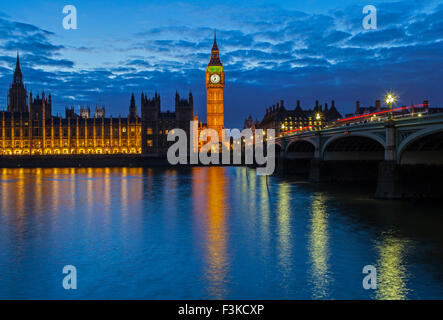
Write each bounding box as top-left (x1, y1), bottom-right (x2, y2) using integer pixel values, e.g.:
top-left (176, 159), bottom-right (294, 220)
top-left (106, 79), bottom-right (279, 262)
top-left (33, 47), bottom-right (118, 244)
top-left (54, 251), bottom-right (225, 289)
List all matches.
top-left (308, 193), bottom-right (331, 299)
top-left (86, 168), bottom-right (94, 219)
top-left (193, 167), bottom-right (229, 299)
top-left (103, 168), bottom-right (111, 223)
top-left (34, 168), bottom-right (42, 214)
top-left (277, 182), bottom-right (292, 284)
top-left (14, 169), bottom-right (24, 218)
top-left (1, 168), bottom-right (8, 217)
top-left (52, 168), bottom-right (59, 211)
top-left (69, 168), bottom-right (76, 209)
top-left (375, 233), bottom-right (410, 300)
top-left (120, 167), bottom-right (128, 220)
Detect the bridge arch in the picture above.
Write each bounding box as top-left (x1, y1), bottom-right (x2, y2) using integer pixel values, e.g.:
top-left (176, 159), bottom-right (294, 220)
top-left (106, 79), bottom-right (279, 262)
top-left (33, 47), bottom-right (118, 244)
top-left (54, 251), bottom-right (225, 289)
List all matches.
top-left (275, 142), bottom-right (283, 157)
top-left (321, 133), bottom-right (385, 161)
top-left (285, 140), bottom-right (315, 160)
top-left (397, 127), bottom-right (443, 165)
top-left (285, 139), bottom-right (316, 153)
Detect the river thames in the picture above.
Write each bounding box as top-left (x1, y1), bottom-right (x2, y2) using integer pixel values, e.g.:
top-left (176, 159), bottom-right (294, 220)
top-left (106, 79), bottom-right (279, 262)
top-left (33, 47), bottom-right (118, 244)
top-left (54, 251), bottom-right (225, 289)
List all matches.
top-left (0, 167), bottom-right (442, 299)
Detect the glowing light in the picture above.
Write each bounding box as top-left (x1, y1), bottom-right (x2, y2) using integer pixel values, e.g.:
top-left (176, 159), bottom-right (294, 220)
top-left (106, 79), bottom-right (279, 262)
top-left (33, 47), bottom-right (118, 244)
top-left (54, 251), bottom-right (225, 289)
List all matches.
top-left (385, 93), bottom-right (396, 105)
top-left (282, 125), bottom-right (314, 134)
top-left (316, 113), bottom-right (321, 120)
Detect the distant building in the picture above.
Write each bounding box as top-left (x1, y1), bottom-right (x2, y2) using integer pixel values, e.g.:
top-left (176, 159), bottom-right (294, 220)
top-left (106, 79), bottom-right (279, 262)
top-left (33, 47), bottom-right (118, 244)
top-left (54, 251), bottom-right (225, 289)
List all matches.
top-left (257, 99), bottom-right (342, 136)
top-left (243, 115), bottom-right (259, 131)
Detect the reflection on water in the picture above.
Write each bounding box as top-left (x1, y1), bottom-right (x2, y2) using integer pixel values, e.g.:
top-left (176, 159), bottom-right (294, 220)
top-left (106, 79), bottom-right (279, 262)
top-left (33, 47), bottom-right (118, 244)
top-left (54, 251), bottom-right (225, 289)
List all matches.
top-left (308, 193), bottom-right (331, 299)
top-left (277, 182), bottom-right (292, 288)
top-left (193, 167), bottom-right (229, 299)
top-left (0, 167), bottom-right (442, 299)
top-left (376, 232), bottom-right (410, 300)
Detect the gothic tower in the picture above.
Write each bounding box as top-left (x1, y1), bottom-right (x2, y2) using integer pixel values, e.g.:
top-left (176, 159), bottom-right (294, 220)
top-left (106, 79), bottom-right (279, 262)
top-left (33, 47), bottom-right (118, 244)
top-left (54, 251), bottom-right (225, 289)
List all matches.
top-left (8, 53), bottom-right (28, 113)
top-left (141, 92), bottom-right (161, 153)
top-left (206, 31), bottom-right (225, 139)
top-left (129, 93), bottom-right (137, 119)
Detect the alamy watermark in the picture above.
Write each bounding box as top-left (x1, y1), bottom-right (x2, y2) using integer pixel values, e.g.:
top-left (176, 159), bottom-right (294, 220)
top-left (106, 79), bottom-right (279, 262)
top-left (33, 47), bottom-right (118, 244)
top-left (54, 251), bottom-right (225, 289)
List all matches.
top-left (362, 265), bottom-right (377, 289)
top-left (62, 265), bottom-right (77, 290)
top-left (63, 5), bottom-right (77, 30)
top-left (363, 5), bottom-right (377, 30)
top-left (167, 121), bottom-right (276, 176)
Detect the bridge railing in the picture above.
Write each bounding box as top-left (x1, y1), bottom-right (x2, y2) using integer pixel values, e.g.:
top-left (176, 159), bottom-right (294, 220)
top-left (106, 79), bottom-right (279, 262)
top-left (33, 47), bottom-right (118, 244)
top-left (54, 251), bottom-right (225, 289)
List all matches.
top-left (278, 109), bottom-right (441, 139)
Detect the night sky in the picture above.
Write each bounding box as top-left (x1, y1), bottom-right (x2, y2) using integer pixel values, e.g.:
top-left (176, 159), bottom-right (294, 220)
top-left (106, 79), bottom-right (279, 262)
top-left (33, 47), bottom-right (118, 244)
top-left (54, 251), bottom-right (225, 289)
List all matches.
top-left (0, 0), bottom-right (442, 127)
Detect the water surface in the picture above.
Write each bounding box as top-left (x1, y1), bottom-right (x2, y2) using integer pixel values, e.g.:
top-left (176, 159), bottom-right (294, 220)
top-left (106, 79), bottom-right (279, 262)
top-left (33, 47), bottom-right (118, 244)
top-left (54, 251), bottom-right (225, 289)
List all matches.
top-left (0, 167), bottom-right (442, 299)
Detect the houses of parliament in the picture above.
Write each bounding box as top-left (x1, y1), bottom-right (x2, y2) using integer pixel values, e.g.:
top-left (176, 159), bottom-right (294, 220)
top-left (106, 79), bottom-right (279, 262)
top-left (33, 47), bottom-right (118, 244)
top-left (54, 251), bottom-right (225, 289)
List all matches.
top-left (0, 35), bottom-right (225, 156)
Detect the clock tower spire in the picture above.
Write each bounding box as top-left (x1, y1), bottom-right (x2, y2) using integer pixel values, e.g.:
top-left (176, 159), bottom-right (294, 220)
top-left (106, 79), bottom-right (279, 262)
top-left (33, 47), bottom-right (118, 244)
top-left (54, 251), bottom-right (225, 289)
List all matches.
top-left (206, 30), bottom-right (225, 140)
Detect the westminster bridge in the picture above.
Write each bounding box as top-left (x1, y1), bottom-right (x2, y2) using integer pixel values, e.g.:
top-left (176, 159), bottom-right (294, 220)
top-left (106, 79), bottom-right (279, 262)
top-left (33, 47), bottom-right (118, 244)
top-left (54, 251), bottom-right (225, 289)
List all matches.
top-left (274, 112), bottom-right (443, 199)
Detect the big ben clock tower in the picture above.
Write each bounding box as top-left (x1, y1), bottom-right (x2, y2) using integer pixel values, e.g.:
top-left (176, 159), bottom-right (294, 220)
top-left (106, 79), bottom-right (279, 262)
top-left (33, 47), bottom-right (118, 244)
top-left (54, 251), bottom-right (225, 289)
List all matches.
top-left (206, 31), bottom-right (224, 139)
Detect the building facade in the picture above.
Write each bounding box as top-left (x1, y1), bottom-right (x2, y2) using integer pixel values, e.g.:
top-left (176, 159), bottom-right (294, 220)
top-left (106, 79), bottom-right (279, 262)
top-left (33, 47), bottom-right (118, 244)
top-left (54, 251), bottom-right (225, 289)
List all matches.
top-left (205, 32), bottom-right (225, 139)
top-left (1, 55), bottom-right (141, 155)
top-left (256, 99), bottom-right (342, 137)
top-left (1, 36), bottom-right (220, 156)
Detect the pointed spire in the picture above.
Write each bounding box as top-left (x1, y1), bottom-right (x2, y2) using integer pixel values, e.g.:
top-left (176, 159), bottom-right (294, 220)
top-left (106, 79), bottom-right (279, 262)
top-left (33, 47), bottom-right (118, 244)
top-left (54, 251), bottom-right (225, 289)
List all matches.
top-left (16, 52), bottom-right (20, 70)
top-left (13, 51), bottom-right (23, 84)
top-left (208, 30), bottom-right (222, 66)
top-left (211, 29), bottom-right (219, 52)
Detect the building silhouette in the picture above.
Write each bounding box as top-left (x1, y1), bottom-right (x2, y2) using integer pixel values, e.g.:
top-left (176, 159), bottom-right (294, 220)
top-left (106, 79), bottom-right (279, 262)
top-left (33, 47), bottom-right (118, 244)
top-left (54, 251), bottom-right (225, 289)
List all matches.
top-left (141, 90), bottom-right (194, 155)
top-left (7, 53), bottom-right (27, 113)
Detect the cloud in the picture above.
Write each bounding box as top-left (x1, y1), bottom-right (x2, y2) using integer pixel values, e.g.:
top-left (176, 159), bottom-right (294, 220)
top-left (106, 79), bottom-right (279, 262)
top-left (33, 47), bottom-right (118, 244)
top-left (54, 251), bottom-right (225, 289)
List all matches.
top-left (0, 1), bottom-right (442, 127)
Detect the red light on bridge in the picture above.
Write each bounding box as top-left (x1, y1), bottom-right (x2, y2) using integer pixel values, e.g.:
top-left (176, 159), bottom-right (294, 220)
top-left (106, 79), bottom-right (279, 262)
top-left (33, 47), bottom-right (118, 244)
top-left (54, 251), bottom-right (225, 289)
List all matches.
top-left (282, 125), bottom-right (314, 135)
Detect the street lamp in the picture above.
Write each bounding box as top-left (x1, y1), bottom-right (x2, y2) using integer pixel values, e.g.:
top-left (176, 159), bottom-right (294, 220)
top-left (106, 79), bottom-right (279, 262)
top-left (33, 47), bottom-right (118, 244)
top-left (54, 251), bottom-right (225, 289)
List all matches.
top-left (385, 93), bottom-right (397, 120)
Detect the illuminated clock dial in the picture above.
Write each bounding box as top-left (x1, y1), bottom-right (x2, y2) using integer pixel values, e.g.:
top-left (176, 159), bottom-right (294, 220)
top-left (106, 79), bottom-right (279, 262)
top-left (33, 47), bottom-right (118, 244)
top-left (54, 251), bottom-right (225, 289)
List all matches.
top-left (210, 74), bottom-right (220, 84)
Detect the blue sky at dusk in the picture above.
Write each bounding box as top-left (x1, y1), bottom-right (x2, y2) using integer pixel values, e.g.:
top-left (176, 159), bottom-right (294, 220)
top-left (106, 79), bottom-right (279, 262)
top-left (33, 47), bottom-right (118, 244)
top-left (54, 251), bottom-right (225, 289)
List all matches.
top-left (0, 0), bottom-right (442, 127)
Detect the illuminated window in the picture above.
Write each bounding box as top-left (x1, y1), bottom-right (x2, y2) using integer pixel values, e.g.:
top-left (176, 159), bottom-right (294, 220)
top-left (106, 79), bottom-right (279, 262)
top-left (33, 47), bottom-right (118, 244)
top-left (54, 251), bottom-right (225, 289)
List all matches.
top-left (147, 140), bottom-right (153, 147)
top-left (147, 128), bottom-right (153, 135)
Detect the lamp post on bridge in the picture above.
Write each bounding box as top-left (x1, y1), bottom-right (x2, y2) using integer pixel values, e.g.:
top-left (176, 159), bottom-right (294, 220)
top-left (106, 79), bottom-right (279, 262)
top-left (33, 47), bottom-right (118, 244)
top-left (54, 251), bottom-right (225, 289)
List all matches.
top-left (385, 93), bottom-right (397, 121)
top-left (376, 92), bottom-right (401, 199)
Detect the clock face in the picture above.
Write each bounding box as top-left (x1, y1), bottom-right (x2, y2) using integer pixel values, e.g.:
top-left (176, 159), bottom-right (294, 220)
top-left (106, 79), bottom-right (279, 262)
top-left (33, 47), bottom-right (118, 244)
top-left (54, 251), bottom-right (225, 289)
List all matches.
top-left (210, 74), bottom-right (220, 84)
